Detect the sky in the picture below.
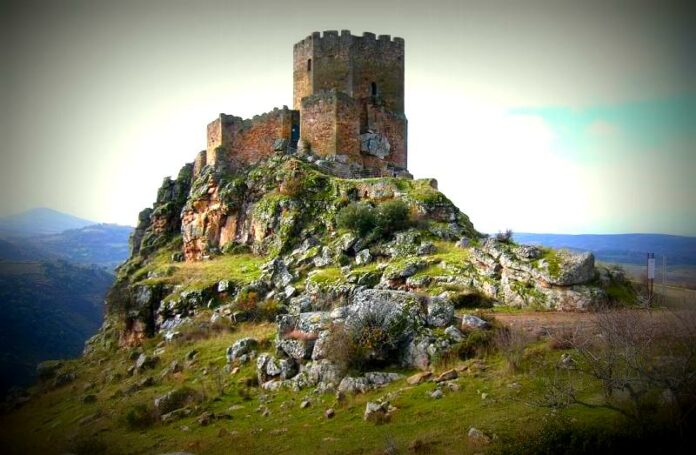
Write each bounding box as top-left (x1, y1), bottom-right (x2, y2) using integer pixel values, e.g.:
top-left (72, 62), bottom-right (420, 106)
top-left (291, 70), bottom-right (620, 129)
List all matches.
top-left (1, 0), bottom-right (694, 235)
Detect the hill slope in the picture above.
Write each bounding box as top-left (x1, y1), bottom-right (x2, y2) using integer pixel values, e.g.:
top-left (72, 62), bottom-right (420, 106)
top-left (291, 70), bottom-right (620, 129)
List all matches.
top-left (0, 260), bottom-right (114, 394)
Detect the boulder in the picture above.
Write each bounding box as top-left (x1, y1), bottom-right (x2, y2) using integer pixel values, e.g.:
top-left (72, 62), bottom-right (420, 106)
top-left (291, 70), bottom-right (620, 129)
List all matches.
top-left (154, 387), bottom-right (198, 415)
top-left (360, 132), bottom-right (391, 159)
top-left (226, 338), bottom-right (258, 363)
top-left (135, 354), bottom-right (159, 372)
top-left (355, 249), bottom-right (372, 265)
top-left (444, 325), bottom-right (465, 342)
top-left (426, 296), bottom-right (454, 327)
top-left (406, 371), bottom-right (432, 385)
top-left (461, 314), bottom-right (490, 330)
top-left (364, 401), bottom-right (390, 422)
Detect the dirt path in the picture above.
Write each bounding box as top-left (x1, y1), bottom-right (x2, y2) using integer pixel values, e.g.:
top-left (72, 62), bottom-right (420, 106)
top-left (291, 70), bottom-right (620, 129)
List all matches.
top-left (488, 307), bottom-right (696, 338)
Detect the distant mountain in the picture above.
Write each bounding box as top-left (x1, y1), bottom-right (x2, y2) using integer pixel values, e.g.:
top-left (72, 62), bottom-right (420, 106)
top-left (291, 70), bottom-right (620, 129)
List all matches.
top-left (0, 208), bottom-right (95, 237)
top-left (0, 260), bottom-right (114, 394)
top-left (26, 223), bottom-right (132, 269)
top-left (513, 233), bottom-right (696, 266)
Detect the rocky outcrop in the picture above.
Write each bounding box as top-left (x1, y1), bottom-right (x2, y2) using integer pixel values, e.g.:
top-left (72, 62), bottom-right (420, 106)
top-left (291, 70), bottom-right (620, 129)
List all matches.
top-left (177, 156), bottom-right (477, 261)
top-left (470, 239), bottom-right (605, 310)
top-left (130, 163), bottom-right (193, 258)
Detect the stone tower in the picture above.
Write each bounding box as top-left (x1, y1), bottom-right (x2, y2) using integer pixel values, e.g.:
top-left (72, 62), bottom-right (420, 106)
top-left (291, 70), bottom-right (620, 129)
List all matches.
top-left (202, 30), bottom-right (408, 177)
top-left (293, 31), bottom-right (408, 175)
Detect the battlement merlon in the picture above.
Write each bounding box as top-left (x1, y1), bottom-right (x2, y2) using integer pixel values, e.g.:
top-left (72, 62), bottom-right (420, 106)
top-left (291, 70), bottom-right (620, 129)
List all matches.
top-left (205, 106), bottom-right (300, 169)
top-left (293, 30), bottom-right (405, 50)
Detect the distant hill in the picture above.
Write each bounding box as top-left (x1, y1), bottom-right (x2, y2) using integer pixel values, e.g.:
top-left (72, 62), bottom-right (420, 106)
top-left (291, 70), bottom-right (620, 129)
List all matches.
top-left (0, 209), bottom-right (132, 394)
top-left (25, 223), bottom-right (132, 269)
top-left (0, 260), bottom-right (114, 394)
top-left (0, 208), bottom-right (95, 237)
top-left (513, 233), bottom-right (696, 266)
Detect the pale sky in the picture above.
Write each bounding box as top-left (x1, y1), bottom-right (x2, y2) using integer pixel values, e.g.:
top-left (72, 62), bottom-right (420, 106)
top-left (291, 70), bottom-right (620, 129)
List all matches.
top-left (1, 0), bottom-right (694, 235)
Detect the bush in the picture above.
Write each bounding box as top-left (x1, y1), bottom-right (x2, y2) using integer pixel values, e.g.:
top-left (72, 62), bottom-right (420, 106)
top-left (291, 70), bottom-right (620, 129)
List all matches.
top-left (124, 403), bottom-right (156, 430)
top-left (451, 292), bottom-right (494, 309)
top-left (336, 203), bottom-right (377, 236)
top-left (375, 199), bottom-right (411, 235)
top-left (495, 326), bottom-right (533, 373)
top-left (324, 317), bottom-right (397, 372)
top-left (456, 328), bottom-right (495, 358)
top-left (336, 200), bottom-right (412, 241)
top-left (495, 229), bottom-right (513, 243)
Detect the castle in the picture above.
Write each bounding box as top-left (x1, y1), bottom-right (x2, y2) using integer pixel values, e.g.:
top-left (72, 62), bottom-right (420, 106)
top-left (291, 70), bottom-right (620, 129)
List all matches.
top-left (195, 30), bottom-right (409, 178)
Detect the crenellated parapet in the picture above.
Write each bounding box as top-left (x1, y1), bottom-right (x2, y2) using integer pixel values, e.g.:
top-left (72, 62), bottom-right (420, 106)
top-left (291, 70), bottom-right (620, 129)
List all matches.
top-left (292, 30), bottom-right (405, 113)
top-left (205, 106), bottom-right (300, 170)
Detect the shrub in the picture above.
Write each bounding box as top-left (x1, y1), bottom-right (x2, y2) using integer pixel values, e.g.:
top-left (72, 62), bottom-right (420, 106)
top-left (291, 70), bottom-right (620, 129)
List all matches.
top-left (495, 229), bottom-right (514, 243)
top-left (457, 328), bottom-right (495, 359)
top-left (495, 326), bottom-right (533, 373)
top-left (375, 199), bottom-right (411, 235)
top-left (336, 203), bottom-right (377, 236)
top-left (280, 176), bottom-right (304, 197)
top-left (324, 317), bottom-right (397, 372)
top-left (124, 403), bottom-right (156, 430)
top-left (337, 199), bottom-right (412, 242)
top-left (451, 292), bottom-right (494, 309)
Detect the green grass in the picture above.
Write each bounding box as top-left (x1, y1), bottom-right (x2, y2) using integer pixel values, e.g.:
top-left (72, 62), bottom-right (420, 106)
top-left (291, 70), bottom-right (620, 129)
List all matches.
top-left (0, 318), bottom-right (630, 455)
top-left (136, 253), bottom-right (265, 291)
top-left (306, 266), bottom-right (345, 286)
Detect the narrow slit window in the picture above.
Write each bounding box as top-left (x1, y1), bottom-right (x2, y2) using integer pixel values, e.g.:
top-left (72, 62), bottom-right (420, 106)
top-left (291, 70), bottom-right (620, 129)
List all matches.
top-left (371, 82), bottom-right (377, 96)
top-left (307, 59), bottom-right (312, 71)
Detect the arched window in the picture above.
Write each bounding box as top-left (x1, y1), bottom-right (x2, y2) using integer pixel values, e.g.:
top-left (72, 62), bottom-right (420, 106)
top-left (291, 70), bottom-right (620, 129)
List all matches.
top-left (307, 59), bottom-right (312, 71)
top-left (371, 82), bottom-right (378, 96)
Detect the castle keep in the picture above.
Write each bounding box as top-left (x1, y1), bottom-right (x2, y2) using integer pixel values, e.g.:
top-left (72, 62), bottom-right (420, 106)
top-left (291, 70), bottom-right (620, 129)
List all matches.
top-left (199, 31), bottom-right (409, 178)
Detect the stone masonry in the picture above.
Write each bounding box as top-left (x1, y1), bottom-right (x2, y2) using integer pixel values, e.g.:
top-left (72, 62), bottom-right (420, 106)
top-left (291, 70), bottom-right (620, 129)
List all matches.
top-left (203, 31), bottom-right (408, 177)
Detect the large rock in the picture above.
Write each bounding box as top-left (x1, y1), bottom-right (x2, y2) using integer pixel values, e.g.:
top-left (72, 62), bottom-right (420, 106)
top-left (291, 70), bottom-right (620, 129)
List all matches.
top-left (426, 296), bottom-right (454, 327)
top-left (344, 289), bottom-right (426, 362)
top-left (226, 337), bottom-right (258, 363)
top-left (337, 372), bottom-right (402, 394)
top-left (154, 387), bottom-right (198, 415)
top-left (360, 132), bottom-right (391, 159)
top-left (534, 250), bottom-right (595, 286)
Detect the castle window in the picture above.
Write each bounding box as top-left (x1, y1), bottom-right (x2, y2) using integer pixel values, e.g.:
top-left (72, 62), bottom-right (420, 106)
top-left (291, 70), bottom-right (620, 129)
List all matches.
top-left (307, 59), bottom-right (312, 71)
top-left (371, 82), bottom-right (378, 96)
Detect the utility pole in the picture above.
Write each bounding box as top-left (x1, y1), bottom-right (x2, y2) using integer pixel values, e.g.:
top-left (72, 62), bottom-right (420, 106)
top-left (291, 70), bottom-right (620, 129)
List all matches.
top-left (647, 252), bottom-right (655, 307)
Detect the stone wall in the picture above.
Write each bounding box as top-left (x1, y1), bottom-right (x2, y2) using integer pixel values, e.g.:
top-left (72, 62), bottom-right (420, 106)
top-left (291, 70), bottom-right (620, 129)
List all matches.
top-left (293, 30), bottom-right (405, 114)
top-left (206, 107), bottom-right (299, 169)
top-left (365, 104), bottom-right (408, 169)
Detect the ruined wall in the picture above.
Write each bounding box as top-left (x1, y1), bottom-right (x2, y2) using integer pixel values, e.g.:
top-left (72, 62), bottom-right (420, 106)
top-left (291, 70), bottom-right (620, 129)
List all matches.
top-left (293, 37), bottom-right (314, 110)
top-left (365, 104), bottom-right (408, 169)
top-left (206, 107), bottom-right (299, 169)
top-left (300, 90), bottom-right (360, 158)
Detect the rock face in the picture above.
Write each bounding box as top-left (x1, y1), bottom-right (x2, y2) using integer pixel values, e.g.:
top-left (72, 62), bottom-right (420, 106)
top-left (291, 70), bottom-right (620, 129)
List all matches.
top-left (173, 156), bottom-right (477, 261)
top-left (360, 132), bottom-right (391, 159)
top-left (469, 238), bottom-right (605, 310)
top-left (130, 163), bottom-right (193, 258)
